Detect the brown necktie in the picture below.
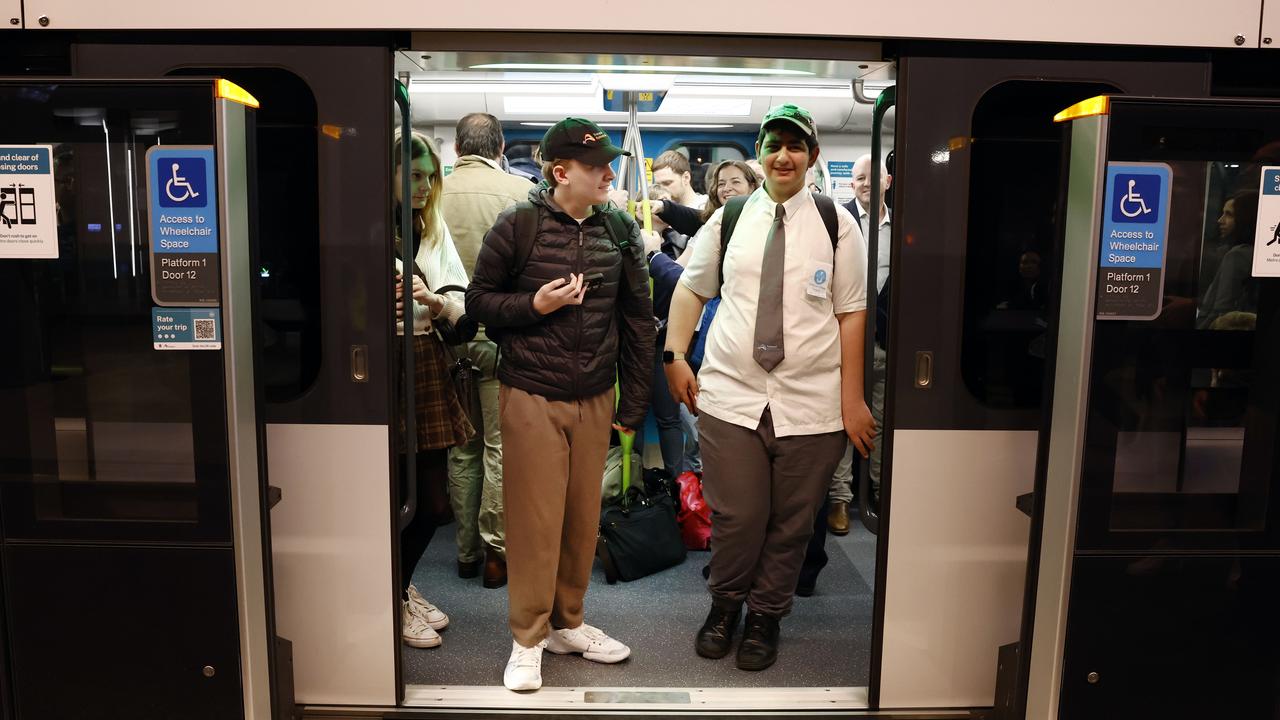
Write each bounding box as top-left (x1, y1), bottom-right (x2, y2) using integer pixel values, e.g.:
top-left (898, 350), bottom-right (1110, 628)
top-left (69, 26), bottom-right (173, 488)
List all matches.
top-left (753, 203), bottom-right (785, 372)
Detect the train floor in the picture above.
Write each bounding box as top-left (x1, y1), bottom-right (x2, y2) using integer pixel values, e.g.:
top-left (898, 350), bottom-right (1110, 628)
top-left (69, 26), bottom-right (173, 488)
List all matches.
top-left (402, 515), bottom-right (876, 690)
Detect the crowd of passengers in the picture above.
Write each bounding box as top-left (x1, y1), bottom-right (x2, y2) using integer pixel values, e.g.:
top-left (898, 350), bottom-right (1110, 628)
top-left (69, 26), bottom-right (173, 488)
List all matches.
top-left (392, 104), bottom-right (893, 691)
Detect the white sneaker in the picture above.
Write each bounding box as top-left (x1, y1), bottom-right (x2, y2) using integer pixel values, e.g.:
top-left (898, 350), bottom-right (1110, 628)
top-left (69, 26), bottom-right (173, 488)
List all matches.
top-left (406, 584), bottom-right (449, 630)
top-left (401, 601), bottom-right (442, 648)
top-left (546, 623), bottom-right (630, 663)
top-left (503, 639), bottom-right (546, 691)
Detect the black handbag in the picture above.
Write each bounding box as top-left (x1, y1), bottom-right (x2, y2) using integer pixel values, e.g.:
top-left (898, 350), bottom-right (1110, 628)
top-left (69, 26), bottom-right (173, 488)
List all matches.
top-left (596, 433), bottom-right (686, 583)
top-left (439, 338), bottom-right (483, 436)
top-left (597, 488), bottom-right (687, 584)
top-left (431, 284), bottom-right (479, 346)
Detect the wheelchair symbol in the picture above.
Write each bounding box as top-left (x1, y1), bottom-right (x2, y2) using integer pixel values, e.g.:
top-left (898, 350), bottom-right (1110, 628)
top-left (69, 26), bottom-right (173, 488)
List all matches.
top-left (1118, 179), bottom-right (1151, 219)
top-left (165, 163), bottom-right (200, 203)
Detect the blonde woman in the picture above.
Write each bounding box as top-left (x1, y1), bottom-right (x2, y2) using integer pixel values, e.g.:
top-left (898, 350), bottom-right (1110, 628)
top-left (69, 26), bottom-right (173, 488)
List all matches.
top-left (392, 131), bottom-right (474, 649)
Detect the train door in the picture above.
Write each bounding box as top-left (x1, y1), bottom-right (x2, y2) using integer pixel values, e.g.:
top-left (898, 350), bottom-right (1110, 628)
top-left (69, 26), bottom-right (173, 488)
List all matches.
top-left (0, 77), bottom-right (274, 718)
top-left (878, 54), bottom-right (1211, 710)
top-left (71, 42), bottom-right (404, 709)
top-left (1025, 95), bottom-right (1280, 719)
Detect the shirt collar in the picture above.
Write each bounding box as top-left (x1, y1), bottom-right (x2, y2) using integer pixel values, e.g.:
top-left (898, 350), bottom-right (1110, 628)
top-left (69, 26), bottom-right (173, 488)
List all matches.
top-left (457, 154), bottom-right (502, 171)
top-left (756, 185), bottom-right (811, 220)
top-left (856, 199), bottom-right (890, 225)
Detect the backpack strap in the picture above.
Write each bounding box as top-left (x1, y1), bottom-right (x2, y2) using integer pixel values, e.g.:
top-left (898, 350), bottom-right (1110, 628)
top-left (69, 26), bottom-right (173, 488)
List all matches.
top-left (717, 195), bottom-right (750, 289)
top-left (812, 192), bottom-right (839, 251)
top-left (509, 201), bottom-right (539, 284)
top-left (601, 209), bottom-right (633, 252)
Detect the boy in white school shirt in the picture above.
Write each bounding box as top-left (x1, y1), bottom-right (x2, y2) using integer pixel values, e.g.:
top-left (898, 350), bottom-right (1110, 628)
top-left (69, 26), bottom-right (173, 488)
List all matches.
top-left (663, 104), bottom-right (877, 671)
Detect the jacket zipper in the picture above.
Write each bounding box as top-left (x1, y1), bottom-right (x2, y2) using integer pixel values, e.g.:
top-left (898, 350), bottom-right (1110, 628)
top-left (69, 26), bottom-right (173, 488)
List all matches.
top-left (574, 226), bottom-right (585, 398)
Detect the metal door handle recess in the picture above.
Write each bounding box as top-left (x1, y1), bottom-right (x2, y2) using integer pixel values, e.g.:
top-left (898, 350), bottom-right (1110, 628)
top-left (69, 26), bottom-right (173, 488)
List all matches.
top-left (350, 344), bottom-right (369, 383)
top-left (914, 351), bottom-right (933, 389)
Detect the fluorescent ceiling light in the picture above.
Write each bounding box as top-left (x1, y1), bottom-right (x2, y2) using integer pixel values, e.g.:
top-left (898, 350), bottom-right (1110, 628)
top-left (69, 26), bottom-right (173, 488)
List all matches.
top-left (504, 95), bottom-right (751, 117)
top-left (409, 78), bottom-right (595, 94)
top-left (472, 62), bottom-right (813, 76)
top-left (520, 122), bottom-right (735, 129)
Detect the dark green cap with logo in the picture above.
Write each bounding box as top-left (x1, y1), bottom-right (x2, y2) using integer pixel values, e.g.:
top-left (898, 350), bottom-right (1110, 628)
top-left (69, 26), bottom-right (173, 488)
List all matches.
top-left (758, 103), bottom-right (819, 146)
top-left (539, 117), bottom-right (631, 166)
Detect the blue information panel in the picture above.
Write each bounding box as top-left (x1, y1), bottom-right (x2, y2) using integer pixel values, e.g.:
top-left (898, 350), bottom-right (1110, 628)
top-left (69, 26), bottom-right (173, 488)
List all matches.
top-left (152, 307), bottom-right (222, 350)
top-left (1096, 162), bottom-right (1172, 320)
top-left (603, 90), bottom-right (667, 113)
top-left (146, 146), bottom-right (220, 306)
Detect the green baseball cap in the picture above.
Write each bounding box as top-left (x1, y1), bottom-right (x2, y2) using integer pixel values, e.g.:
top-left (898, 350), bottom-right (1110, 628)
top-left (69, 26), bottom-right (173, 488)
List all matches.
top-left (539, 117), bottom-right (631, 166)
top-left (758, 103), bottom-right (819, 146)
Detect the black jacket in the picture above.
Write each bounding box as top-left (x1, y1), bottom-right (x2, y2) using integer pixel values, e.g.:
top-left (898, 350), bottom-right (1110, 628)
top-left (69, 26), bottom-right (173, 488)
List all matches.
top-left (466, 185), bottom-right (655, 429)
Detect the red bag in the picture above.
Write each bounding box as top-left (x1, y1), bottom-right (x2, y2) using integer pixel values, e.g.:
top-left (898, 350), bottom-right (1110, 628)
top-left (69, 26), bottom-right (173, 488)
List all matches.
top-left (676, 471), bottom-right (712, 550)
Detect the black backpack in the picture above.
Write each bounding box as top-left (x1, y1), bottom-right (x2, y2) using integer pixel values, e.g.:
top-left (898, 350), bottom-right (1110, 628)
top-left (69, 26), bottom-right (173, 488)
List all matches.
top-left (487, 201), bottom-right (634, 342)
top-left (717, 192), bottom-right (839, 288)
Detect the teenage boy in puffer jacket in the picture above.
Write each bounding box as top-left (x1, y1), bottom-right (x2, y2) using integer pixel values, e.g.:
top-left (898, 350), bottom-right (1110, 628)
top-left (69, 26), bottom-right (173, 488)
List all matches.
top-left (465, 117), bottom-right (655, 692)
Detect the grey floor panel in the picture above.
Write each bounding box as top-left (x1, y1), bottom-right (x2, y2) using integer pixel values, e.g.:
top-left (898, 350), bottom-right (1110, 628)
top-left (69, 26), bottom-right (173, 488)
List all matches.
top-left (403, 521), bottom-right (877, 689)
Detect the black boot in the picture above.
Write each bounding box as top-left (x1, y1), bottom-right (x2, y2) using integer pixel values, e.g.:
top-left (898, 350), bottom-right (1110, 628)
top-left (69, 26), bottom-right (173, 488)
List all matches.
top-left (736, 611), bottom-right (780, 671)
top-left (695, 601), bottom-right (741, 659)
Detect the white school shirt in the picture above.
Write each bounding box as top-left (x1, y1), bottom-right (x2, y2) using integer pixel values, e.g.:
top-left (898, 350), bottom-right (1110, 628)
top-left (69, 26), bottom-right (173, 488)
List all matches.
top-left (855, 199), bottom-right (892, 293)
top-left (681, 186), bottom-right (867, 437)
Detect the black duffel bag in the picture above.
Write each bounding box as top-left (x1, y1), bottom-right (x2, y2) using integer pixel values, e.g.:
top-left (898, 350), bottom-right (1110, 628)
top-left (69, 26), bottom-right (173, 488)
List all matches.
top-left (597, 486), bottom-right (687, 584)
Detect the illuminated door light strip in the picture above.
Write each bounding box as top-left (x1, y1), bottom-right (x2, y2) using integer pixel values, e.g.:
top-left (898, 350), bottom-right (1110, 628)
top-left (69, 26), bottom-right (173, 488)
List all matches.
top-left (102, 118), bottom-right (119, 280)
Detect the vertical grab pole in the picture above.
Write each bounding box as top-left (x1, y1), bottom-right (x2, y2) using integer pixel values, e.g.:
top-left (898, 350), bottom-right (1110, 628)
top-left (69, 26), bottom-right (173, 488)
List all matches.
top-left (394, 74), bottom-right (417, 532)
top-left (859, 85), bottom-right (895, 536)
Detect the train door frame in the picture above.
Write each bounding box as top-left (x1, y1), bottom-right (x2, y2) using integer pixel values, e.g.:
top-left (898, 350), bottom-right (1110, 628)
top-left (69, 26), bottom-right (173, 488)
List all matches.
top-left (877, 51), bottom-right (1212, 711)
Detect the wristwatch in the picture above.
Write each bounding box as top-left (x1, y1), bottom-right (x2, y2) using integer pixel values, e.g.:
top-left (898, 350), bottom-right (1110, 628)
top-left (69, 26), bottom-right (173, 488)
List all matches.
top-left (662, 350), bottom-right (686, 364)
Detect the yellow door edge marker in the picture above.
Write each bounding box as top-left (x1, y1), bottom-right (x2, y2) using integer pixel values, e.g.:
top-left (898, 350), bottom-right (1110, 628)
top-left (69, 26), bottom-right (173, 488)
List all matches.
top-left (215, 79), bottom-right (261, 109)
top-left (1054, 95), bottom-right (1109, 124)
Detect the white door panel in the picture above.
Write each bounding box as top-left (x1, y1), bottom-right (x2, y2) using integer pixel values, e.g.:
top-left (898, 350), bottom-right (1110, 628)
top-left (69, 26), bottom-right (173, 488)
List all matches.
top-left (267, 423), bottom-right (396, 706)
top-left (879, 430), bottom-right (1036, 708)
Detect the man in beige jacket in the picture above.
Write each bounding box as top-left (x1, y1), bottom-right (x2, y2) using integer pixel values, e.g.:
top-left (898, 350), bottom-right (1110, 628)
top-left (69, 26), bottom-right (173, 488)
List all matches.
top-left (441, 112), bottom-right (533, 588)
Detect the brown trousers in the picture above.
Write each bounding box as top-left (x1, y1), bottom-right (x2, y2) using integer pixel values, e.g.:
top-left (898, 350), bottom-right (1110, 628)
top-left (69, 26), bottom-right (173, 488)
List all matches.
top-left (500, 384), bottom-right (614, 647)
top-left (700, 407), bottom-right (847, 617)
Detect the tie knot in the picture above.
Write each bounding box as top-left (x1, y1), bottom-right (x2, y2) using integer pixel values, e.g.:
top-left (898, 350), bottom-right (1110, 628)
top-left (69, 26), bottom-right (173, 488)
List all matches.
top-left (775, 204), bottom-right (785, 220)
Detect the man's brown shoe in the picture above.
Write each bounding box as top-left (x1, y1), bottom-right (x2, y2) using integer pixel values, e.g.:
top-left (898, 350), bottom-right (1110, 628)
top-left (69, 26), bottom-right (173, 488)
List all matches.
top-left (827, 501), bottom-right (850, 536)
top-left (483, 548), bottom-right (508, 589)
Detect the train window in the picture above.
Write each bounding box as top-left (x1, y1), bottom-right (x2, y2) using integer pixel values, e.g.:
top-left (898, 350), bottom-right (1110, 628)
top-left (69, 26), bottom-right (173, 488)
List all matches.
top-left (960, 80), bottom-right (1119, 409)
top-left (168, 67), bottom-right (322, 403)
top-left (669, 142), bottom-right (749, 195)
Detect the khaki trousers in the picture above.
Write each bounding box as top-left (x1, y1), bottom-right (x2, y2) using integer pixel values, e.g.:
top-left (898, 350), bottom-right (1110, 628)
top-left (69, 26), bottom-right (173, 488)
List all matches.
top-left (447, 339), bottom-right (505, 562)
top-left (501, 384), bottom-right (614, 647)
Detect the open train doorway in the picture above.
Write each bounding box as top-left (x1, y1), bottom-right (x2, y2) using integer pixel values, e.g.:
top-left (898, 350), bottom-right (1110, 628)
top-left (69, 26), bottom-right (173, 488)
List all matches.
top-left (388, 47), bottom-right (894, 712)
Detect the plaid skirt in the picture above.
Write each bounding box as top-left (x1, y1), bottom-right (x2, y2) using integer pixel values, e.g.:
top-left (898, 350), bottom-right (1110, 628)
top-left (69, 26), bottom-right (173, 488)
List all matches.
top-left (395, 333), bottom-right (475, 452)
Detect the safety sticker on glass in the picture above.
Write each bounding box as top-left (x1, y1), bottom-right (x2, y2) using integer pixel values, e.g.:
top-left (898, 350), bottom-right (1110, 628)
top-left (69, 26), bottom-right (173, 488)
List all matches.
top-left (1251, 166), bottom-right (1280, 278)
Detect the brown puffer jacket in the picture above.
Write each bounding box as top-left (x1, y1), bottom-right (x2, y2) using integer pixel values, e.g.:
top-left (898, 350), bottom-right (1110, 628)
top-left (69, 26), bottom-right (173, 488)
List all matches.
top-left (465, 185), bottom-right (655, 429)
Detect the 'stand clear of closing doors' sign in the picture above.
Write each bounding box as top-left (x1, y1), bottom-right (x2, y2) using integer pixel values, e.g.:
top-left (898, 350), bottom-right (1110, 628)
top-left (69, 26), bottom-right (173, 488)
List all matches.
top-left (0, 145), bottom-right (58, 259)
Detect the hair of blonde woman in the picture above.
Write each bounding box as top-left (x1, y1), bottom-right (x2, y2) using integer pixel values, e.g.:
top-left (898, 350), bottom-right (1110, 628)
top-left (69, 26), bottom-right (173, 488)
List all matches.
top-left (701, 160), bottom-right (761, 222)
top-left (392, 130), bottom-right (445, 248)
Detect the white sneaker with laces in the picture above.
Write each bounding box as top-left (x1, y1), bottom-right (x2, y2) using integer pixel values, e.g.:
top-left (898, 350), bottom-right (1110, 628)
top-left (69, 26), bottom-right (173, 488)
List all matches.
top-left (546, 623), bottom-right (630, 663)
top-left (503, 639), bottom-right (546, 691)
top-left (406, 584), bottom-right (449, 630)
top-left (401, 601), bottom-right (442, 648)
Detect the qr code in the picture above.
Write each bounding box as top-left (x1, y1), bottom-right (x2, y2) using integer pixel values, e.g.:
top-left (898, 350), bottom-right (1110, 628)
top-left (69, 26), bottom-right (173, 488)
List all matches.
top-left (193, 318), bottom-right (216, 340)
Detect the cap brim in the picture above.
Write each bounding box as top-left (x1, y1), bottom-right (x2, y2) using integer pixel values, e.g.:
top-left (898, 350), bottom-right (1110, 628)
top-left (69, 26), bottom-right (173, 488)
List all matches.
top-left (761, 117), bottom-right (818, 143)
top-left (575, 145), bottom-right (630, 165)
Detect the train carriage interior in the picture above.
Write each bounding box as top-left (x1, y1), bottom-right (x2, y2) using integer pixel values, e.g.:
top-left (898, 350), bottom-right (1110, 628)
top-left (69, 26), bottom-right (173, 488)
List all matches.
top-left (392, 48), bottom-right (895, 707)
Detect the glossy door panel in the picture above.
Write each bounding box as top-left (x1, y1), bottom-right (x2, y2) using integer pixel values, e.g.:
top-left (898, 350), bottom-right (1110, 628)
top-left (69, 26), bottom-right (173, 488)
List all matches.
top-left (0, 80), bottom-right (233, 544)
top-left (1060, 555), bottom-right (1280, 720)
top-left (4, 544), bottom-right (244, 719)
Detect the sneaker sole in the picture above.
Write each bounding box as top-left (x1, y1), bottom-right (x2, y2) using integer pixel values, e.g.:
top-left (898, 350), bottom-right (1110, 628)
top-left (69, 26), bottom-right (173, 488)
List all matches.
top-left (503, 679), bottom-right (542, 692)
top-left (403, 636), bottom-right (442, 649)
top-left (546, 643), bottom-right (630, 664)
top-left (426, 616), bottom-right (449, 631)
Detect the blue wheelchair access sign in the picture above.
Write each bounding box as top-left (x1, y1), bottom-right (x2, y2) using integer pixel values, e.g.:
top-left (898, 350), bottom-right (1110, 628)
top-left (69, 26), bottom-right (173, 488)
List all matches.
top-left (1097, 162), bottom-right (1172, 321)
top-left (146, 146), bottom-right (220, 307)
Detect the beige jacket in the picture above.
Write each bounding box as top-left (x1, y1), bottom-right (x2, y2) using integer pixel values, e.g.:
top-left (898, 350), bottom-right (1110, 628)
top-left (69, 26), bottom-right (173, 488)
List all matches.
top-left (441, 155), bottom-right (533, 275)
